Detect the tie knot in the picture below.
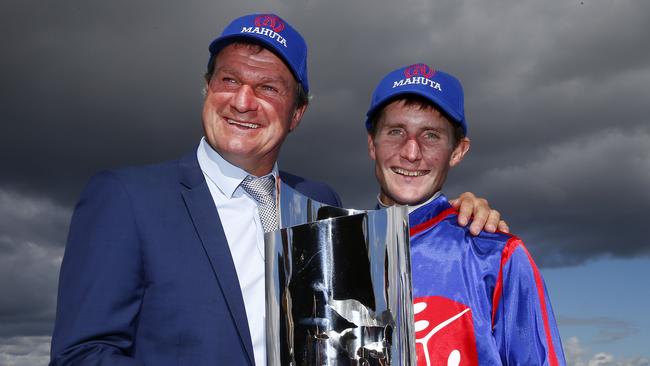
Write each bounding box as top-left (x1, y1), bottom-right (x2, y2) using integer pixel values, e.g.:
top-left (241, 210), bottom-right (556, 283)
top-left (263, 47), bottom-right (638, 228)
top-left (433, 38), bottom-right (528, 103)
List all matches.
top-left (240, 175), bottom-right (278, 233)
top-left (240, 175), bottom-right (275, 204)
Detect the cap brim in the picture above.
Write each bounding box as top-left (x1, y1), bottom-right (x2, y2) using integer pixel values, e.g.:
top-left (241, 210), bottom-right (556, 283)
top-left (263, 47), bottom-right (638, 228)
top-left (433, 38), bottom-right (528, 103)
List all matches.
top-left (366, 90), bottom-right (466, 133)
top-left (208, 34), bottom-right (304, 90)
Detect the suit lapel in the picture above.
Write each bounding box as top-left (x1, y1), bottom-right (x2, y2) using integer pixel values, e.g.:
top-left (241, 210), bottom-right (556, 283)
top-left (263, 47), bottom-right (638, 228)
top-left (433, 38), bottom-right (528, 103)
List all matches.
top-left (178, 152), bottom-right (254, 365)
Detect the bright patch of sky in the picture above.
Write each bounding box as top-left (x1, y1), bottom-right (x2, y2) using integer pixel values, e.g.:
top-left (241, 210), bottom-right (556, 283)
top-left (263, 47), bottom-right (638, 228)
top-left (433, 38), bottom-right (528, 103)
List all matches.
top-left (542, 257), bottom-right (650, 360)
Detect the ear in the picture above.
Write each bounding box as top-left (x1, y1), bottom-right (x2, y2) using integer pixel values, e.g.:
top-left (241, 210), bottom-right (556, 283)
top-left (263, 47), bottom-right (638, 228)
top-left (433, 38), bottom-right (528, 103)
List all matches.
top-left (202, 79), bottom-right (210, 98)
top-left (367, 133), bottom-right (377, 161)
top-left (449, 137), bottom-right (470, 167)
top-left (289, 103), bottom-right (308, 132)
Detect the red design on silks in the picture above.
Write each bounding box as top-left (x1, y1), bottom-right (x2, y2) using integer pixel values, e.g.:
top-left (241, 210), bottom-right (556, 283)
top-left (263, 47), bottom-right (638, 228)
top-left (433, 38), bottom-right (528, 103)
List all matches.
top-left (491, 238), bottom-right (561, 366)
top-left (409, 207), bottom-right (456, 237)
top-left (404, 63), bottom-right (436, 79)
top-left (413, 296), bottom-right (479, 366)
top-left (254, 14), bottom-right (285, 33)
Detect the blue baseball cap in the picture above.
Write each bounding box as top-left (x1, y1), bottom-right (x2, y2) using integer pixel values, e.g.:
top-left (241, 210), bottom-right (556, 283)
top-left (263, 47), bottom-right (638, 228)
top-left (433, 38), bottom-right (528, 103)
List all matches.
top-left (208, 13), bottom-right (309, 93)
top-left (365, 63), bottom-right (467, 135)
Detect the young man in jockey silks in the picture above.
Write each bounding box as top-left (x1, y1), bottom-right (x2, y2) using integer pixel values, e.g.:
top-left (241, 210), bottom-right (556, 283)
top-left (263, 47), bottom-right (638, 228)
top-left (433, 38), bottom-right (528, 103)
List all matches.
top-left (366, 63), bottom-right (566, 366)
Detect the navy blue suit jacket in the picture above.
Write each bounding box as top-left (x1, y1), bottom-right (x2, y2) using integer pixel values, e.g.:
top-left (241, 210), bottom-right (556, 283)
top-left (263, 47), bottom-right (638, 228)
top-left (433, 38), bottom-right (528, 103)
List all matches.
top-left (50, 152), bottom-right (341, 365)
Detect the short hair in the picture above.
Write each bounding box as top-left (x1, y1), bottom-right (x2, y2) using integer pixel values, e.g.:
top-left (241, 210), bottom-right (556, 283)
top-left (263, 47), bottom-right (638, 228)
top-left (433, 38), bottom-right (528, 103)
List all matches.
top-left (204, 42), bottom-right (309, 108)
top-left (368, 95), bottom-right (465, 147)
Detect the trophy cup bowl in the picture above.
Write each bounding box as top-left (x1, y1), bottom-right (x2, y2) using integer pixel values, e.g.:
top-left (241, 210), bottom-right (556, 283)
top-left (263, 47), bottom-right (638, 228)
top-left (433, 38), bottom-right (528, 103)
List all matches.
top-left (266, 185), bottom-right (415, 365)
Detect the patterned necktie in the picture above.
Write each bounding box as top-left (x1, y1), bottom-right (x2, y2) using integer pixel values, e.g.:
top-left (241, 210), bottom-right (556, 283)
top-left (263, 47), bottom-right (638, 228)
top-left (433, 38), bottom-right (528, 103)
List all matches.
top-left (240, 175), bottom-right (278, 233)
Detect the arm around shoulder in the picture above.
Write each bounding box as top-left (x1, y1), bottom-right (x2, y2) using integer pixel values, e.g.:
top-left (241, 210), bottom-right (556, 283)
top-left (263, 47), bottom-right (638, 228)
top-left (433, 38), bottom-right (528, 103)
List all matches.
top-left (50, 171), bottom-right (145, 365)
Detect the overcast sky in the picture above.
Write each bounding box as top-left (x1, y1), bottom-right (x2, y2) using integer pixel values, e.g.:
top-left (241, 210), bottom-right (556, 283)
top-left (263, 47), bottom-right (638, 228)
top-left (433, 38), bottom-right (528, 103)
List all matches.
top-left (1, 0), bottom-right (649, 365)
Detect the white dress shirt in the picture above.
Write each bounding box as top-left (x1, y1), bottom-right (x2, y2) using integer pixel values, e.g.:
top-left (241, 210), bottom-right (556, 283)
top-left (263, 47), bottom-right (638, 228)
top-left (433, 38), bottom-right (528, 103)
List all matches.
top-left (197, 137), bottom-right (276, 366)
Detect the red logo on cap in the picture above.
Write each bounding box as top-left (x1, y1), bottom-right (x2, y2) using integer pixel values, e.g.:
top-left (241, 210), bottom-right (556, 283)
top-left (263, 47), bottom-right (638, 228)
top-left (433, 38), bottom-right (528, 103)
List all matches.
top-left (404, 64), bottom-right (435, 79)
top-left (414, 296), bottom-right (479, 366)
top-left (254, 14), bottom-right (285, 33)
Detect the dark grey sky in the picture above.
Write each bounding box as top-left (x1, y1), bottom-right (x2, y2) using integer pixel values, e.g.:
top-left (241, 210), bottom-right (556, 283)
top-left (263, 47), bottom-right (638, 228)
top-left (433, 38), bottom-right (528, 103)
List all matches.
top-left (1, 0), bottom-right (649, 364)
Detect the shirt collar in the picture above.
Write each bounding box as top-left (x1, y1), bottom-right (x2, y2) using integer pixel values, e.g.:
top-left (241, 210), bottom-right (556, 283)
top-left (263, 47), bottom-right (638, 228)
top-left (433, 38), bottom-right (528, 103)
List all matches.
top-left (197, 137), bottom-right (278, 198)
top-left (376, 191), bottom-right (442, 213)
top-left (407, 191), bottom-right (441, 213)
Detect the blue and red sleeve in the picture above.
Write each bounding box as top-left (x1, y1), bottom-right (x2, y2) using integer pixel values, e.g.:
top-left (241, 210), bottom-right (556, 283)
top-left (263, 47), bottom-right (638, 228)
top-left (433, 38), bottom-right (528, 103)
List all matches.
top-left (491, 237), bottom-right (566, 366)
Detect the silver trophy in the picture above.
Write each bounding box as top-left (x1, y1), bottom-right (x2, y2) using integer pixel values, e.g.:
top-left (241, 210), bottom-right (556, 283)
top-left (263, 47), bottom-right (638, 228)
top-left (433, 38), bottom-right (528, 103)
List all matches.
top-left (266, 184), bottom-right (415, 365)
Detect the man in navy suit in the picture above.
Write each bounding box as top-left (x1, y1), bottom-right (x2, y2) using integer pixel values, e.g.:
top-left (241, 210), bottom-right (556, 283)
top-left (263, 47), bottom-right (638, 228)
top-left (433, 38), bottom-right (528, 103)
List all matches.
top-left (50, 14), bottom-right (505, 366)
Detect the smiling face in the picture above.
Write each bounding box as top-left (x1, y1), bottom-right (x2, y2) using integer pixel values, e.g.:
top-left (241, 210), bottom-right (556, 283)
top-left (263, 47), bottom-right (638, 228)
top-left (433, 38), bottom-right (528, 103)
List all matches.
top-left (368, 99), bottom-right (470, 206)
top-left (202, 43), bottom-right (306, 176)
